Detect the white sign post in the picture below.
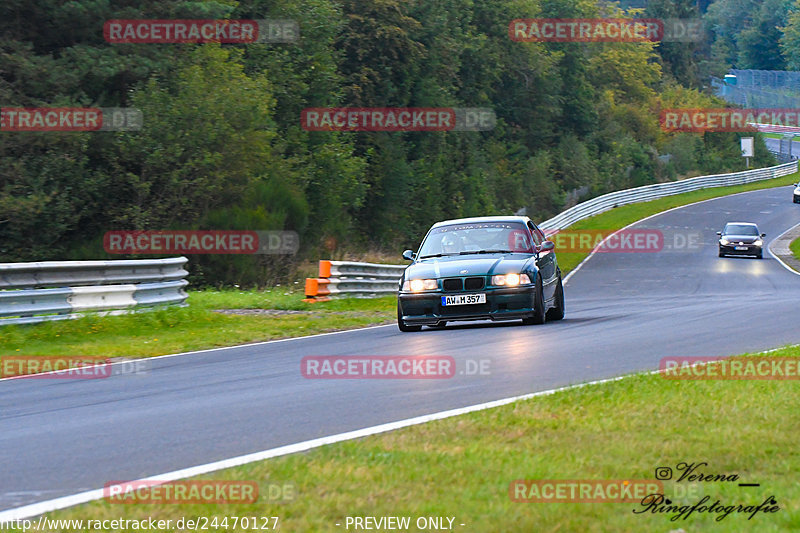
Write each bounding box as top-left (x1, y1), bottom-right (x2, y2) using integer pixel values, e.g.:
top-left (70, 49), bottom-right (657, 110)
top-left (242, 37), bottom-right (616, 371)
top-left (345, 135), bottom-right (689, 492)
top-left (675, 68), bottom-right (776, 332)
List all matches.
top-left (741, 137), bottom-right (754, 169)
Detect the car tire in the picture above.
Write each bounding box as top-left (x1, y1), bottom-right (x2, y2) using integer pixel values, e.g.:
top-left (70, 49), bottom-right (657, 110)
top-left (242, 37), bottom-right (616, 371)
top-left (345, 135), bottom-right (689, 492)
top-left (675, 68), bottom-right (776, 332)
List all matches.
top-left (718, 250), bottom-right (725, 257)
top-left (546, 273), bottom-right (565, 321)
top-left (522, 278), bottom-right (546, 325)
top-left (397, 302), bottom-right (421, 332)
top-left (756, 251), bottom-right (763, 259)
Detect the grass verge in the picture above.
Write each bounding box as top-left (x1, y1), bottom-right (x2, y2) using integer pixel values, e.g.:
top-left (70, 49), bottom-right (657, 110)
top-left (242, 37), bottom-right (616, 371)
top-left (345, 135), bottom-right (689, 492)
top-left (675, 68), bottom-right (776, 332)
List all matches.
top-left (1, 170), bottom-right (796, 358)
top-left (791, 235), bottom-right (800, 263)
top-left (0, 289), bottom-right (395, 358)
top-left (31, 347), bottom-right (800, 532)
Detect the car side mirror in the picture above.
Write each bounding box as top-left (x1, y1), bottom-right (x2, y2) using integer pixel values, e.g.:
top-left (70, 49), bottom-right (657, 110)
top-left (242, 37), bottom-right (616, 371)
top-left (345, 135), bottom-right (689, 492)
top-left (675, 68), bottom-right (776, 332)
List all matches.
top-left (538, 240), bottom-right (555, 252)
top-left (761, 233), bottom-right (766, 237)
top-left (402, 249), bottom-right (416, 261)
top-left (716, 232), bottom-right (722, 236)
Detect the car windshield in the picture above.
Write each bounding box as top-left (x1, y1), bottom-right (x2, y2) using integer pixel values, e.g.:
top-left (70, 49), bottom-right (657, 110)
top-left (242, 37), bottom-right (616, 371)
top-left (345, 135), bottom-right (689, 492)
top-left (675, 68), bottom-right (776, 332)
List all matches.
top-left (723, 224), bottom-right (759, 236)
top-left (418, 222), bottom-right (534, 257)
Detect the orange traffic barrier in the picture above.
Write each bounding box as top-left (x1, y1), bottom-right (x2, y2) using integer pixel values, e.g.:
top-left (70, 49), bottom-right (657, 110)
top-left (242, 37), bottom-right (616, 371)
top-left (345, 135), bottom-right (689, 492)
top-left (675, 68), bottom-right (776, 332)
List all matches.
top-left (303, 259), bottom-right (405, 301)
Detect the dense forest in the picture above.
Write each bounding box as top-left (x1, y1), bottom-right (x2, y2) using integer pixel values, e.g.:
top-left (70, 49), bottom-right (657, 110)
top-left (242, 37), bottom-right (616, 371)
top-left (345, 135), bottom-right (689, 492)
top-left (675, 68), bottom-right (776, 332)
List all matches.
top-left (0, 0), bottom-right (794, 284)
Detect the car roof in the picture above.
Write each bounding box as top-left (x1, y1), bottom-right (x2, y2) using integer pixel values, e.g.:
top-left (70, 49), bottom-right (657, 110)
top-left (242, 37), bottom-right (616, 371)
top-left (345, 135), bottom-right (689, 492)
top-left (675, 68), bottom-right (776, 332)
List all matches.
top-left (724, 222), bottom-right (758, 226)
top-left (430, 215), bottom-right (533, 228)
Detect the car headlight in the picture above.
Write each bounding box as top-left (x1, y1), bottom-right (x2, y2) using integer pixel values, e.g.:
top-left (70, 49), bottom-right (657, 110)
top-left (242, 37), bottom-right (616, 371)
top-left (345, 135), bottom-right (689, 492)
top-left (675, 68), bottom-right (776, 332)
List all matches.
top-left (754, 239), bottom-right (763, 246)
top-left (491, 273), bottom-right (531, 286)
top-left (720, 239), bottom-right (729, 245)
top-left (402, 279), bottom-right (438, 292)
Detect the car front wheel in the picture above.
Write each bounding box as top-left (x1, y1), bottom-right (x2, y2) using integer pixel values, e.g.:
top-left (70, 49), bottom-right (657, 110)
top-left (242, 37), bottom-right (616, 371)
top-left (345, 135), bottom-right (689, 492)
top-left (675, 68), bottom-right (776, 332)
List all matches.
top-left (397, 301), bottom-right (422, 332)
top-left (522, 278), bottom-right (546, 325)
top-left (546, 273), bottom-right (565, 321)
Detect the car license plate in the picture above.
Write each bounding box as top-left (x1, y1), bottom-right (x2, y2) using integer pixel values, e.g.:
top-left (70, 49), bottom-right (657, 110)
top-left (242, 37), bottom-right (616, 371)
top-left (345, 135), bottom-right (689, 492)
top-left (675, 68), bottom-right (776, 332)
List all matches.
top-left (441, 293), bottom-right (486, 306)
top-left (734, 246), bottom-right (748, 250)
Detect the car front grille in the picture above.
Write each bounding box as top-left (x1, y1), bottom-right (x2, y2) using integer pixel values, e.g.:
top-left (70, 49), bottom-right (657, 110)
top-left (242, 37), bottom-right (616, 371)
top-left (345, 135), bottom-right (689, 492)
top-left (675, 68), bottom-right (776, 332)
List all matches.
top-left (464, 277), bottom-right (485, 290)
top-left (442, 277), bottom-right (485, 291)
top-left (443, 278), bottom-right (463, 291)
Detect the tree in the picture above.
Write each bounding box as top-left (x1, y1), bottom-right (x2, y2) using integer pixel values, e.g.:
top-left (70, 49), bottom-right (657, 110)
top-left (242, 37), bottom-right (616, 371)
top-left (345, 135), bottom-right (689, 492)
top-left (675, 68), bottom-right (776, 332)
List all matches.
top-left (737, 0), bottom-right (791, 69)
top-left (780, 0), bottom-right (800, 69)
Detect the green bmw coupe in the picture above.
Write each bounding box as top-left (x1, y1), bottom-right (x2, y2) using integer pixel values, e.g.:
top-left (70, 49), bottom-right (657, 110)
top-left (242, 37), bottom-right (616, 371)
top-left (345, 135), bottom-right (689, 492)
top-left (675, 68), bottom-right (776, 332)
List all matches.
top-left (397, 216), bottom-right (564, 332)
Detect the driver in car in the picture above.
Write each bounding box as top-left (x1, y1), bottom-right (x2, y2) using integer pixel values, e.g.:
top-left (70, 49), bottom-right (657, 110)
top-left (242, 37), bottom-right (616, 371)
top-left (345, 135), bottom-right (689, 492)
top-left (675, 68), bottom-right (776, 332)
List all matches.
top-left (441, 234), bottom-right (461, 254)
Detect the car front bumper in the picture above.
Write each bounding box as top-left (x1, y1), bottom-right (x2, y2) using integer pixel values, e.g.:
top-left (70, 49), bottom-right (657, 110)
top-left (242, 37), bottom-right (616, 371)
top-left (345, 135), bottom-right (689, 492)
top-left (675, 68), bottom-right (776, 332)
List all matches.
top-left (794, 193), bottom-right (800, 203)
top-left (719, 244), bottom-right (762, 256)
top-left (398, 286), bottom-right (536, 325)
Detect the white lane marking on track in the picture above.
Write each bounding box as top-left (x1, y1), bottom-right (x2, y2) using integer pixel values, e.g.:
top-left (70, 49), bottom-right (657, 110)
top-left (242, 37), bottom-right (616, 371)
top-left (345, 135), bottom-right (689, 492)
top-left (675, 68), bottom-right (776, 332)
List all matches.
top-left (767, 221), bottom-right (800, 277)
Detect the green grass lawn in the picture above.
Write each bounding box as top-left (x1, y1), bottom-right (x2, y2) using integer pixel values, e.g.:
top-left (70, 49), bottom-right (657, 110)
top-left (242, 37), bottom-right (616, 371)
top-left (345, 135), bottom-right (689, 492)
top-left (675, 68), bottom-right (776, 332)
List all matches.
top-left (2, 170), bottom-right (797, 359)
top-left (0, 289), bottom-right (395, 358)
top-left (791, 235), bottom-right (800, 263)
top-left (762, 132), bottom-right (800, 139)
top-left (30, 346), bottom-right (800, 532)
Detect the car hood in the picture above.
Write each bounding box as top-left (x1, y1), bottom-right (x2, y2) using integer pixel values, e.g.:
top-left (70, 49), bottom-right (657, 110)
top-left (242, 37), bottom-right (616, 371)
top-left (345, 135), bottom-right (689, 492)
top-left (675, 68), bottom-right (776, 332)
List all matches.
top-left (405, 253), bottom-right (535, 279)
top-left (721, 235), bottom-right (760, 244)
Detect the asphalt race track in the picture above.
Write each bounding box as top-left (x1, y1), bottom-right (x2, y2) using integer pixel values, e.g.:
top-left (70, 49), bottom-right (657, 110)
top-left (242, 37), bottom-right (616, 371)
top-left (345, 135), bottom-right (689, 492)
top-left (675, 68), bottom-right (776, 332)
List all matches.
top-left (3, 186), bottom-right (800, 512)
top-left (764, 137), bottom-right (800, 158)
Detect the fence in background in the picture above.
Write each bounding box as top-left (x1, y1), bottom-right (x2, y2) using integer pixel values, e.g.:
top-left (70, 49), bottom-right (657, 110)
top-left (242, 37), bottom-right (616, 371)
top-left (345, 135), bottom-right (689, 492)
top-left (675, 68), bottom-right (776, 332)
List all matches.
top-left (0, 257), bottom-right (189, 325)
top-left (712, 70), bottom-right (800, 108)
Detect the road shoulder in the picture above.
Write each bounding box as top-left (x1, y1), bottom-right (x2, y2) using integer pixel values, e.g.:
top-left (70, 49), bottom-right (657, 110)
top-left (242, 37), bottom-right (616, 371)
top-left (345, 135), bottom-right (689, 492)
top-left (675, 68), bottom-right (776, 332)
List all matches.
top-left (769, 222), bottom-right (800, 272)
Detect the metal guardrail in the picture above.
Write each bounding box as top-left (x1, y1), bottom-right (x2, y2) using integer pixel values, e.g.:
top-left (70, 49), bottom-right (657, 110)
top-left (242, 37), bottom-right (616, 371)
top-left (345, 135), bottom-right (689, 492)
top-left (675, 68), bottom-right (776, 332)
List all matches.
top-left (750, 123), bottom-right (800, 134)
top-left (538, 161), bottom-right (798, 231)
top-left (0, 257), bottom-right (189, 325)
top-left (0, 257), bottom-right (188, 289)
top-left (305, 260), bottom-right (403, 300)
